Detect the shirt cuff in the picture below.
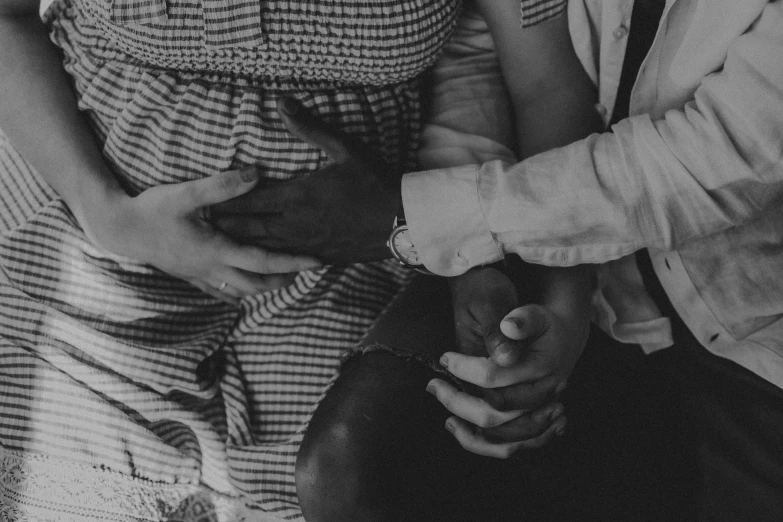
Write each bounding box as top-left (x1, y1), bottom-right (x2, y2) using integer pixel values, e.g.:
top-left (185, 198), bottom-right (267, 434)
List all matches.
top-left (402, 165), bottom-right (503, 276)
top-left (592, 289), bottom-right (674, 353)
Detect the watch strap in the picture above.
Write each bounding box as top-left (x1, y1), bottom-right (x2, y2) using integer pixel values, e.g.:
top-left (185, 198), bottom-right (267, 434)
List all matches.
top-left (394, 202), bottom-right (406, 228)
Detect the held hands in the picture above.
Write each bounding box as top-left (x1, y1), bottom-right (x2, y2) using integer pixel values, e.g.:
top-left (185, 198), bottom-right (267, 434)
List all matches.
top-left (427, 265), bottom-right (592, 458)
top-left (211, 97), bottom-right (401, 265)
top-left (79, 167), bottom-right (321, 305)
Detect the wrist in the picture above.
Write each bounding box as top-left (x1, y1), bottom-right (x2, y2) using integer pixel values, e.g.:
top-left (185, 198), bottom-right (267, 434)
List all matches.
top-left (71, 176), bottom-right (132, 248)
top-left (386, 179), bottom-right (437, 274)
top-left (541, 265), bottom-right (596, 321)
top-left (68, 167), bottom-right (129, 226)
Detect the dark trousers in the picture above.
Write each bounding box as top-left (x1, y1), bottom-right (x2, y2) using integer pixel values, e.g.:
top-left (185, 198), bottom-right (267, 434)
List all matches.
top-left (478, 323), bottom-right (783, 522)
top-left (395, 268), bottom-right (783, 521)
top-left (497, 253), bottom-right (783, 522)
top-left (298, 270), bottom-right (783, 522)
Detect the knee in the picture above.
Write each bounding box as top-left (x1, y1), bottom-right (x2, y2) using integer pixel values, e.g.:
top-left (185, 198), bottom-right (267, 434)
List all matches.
top-left (295, 352), bottom-right (439, 522)
top-left (296, 417), bottom-right (401, 522)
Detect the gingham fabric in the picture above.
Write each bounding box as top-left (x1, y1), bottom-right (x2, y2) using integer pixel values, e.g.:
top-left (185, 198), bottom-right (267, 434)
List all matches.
top-left (520, 0), bottom-right (566, 27)
top-left (1, 0), bottom-right (566, 520)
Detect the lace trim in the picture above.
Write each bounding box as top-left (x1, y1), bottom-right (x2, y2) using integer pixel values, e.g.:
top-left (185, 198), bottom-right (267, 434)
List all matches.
top-left (0, 446), bottom-right (258, 522)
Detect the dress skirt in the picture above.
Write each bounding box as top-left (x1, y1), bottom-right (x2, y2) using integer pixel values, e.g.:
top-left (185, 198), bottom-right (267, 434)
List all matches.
top-left (0, 0), bottom-right (465, 518)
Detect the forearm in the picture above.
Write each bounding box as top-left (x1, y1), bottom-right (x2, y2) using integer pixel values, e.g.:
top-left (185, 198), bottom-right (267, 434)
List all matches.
top-left (538, 264), bottom-right (595, 323)
top-left (409, 3), bottom-right (783, 273)
top-left (504, 256), bottom-right (595, 323)
top-left (478, 3), bottom-right (600, 311)
top-left (417, 3), bottom-right (517, 171)
top-left (477, 3), bottom-right (602, 157)
top-left (0, 10), bottom-right (127, 226)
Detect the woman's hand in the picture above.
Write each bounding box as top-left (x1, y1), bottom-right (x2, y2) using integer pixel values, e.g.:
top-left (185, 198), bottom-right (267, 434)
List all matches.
top-left (210, 98), bottom-right (401, 265)
top-left (80, 167), bottom-right (321, 304)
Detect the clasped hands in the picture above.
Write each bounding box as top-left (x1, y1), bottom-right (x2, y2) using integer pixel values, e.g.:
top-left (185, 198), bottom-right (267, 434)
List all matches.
top-left (428, 264), bottom-right (591, 459)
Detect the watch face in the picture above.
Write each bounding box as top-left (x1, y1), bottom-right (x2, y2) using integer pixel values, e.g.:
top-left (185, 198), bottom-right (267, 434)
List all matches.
top-left (390, 227), bottom-right (423, 266)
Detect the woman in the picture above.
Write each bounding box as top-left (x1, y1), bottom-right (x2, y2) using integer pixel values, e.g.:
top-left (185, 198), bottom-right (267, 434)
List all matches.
top-left (0, 1), bottom-right (577, 522)
top-left (291, 1), bottom-right (610, 520)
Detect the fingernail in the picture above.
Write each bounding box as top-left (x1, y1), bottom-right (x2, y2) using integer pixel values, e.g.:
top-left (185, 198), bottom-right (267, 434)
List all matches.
top-left (439, 355), bottom-right (449, 368)
top-left (549, 405), bottom-right (563, 422)
top-left (281, 97), bottom-right (300, 115)
top-left (240, 166), bottom-right (258, 182)
top-left (425, 380), bottom-right (436, 395)
top-left (554, 381), bottom-right (568, 396)
top-left (502, 317), bottom-right (523, 330)
top-left (445, 419), bottom-right (456, 433)
top-left (495, 342), bottom-right (514, 359)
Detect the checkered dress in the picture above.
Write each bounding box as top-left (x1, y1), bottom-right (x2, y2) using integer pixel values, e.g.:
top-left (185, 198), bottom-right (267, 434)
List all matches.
top-left (0, 0), bottom-right (565, 521)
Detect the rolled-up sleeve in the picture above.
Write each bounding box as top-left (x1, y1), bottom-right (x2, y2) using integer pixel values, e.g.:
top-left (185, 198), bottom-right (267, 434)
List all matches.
top-left (405, 1), bottom-right (783, 276)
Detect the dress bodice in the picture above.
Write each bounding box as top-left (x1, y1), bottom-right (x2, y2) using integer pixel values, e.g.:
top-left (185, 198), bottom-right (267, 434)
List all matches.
top-left (77, 0), bottom-right (462, 85)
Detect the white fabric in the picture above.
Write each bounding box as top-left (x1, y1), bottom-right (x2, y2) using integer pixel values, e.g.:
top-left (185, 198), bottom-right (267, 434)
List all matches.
top-left (39, 0), bottom-right (55, 18)
top-left (412, 0), bottom-right (783, 387)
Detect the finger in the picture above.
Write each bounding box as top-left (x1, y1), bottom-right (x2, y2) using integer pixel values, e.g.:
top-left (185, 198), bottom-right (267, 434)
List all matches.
top-left (214, 218), bottom-right (292, 251)
top-left (483, 402), bottom-right (565, 442)
top-left (213, 215), bottom-right (302, 250)
top-left (180, 167), bottom-right (260, 210)
top-left (446, 414), bottom-right (566, 459)
top-left (426, 379), bottom-right (526, 429)
top-left (217, 268), bottom-right (298, 297)
top-left (277, 97), bottom-right (352, 162)
top-left (214, 280), bottom-right (247, 300)
top-left (440, 352), bottom-right (545, 388)
top-left (482, 374), bottom-right (562, 412)
top-left (221, 243), bottom-right (322, 274)
top-left (500, 305), bottom-right (550, 342)
top-left (212, 214), bottom-right (256, 239)
top-left (188, 279), bottom-right (240, 307)
top-left (487, 305), bottom-right (551, 368)
top-left (210, 181), bottom-right (301, 216)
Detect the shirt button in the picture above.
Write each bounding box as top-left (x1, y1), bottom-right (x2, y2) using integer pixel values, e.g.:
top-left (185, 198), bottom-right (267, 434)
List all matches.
top-left (594, 103), bottom-right (608, 117)
top-left (613, 25), bottom-right (629, 39)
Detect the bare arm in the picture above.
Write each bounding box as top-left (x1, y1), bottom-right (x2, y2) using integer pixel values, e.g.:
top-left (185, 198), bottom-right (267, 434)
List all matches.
top-left (476, 0), bottom-right (601, 158)
top-left (0, 4), bottom-right (319, 300)
top-left (0, 0), bottom-right (125, 226)
top-left (425, 1), bottom-right (603, 457)
top-left (476, 0), bottom-right (600, 317)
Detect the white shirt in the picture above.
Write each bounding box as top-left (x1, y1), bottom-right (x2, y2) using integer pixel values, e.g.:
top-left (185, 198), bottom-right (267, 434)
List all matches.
top-left (413, 0), bottom-right (783, 388)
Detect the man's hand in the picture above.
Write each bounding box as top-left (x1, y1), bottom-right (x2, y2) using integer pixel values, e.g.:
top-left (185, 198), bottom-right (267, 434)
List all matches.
top-left (427, 264), bottom-right (593, 458)
top-left (211, 97), bottom-right (401, 265)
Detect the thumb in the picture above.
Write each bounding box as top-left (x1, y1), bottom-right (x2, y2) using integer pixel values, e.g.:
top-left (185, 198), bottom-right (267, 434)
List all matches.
top-left (180, 166), bottom-right (260, 210)
top-left (483, 323), bottom-right (520, 368)
top-left (487, 305), bottom-right (550, 367)
top-left (500, 305), bottom-right (550, 343)
top-left (277, 97), bottom-right (352, 162)
top-left (480, 296), bottom-right (521, 368)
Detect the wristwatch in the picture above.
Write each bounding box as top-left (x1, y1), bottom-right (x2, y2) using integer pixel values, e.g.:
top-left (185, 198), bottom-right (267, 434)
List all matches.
top-left (387, 207), bottom-right (433, 275)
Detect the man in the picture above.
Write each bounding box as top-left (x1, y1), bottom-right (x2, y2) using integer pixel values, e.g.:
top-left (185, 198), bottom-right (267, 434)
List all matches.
top-left (215, 0), bottom-right (783, 519)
